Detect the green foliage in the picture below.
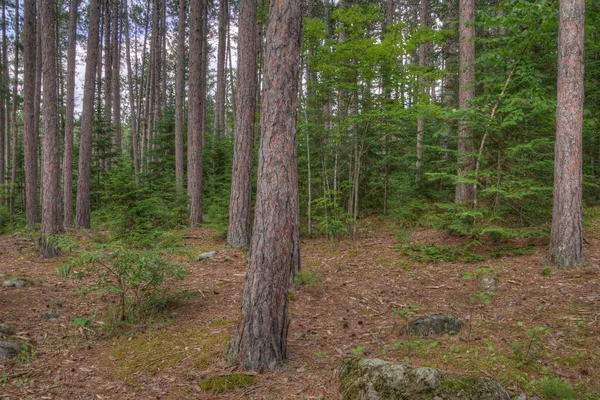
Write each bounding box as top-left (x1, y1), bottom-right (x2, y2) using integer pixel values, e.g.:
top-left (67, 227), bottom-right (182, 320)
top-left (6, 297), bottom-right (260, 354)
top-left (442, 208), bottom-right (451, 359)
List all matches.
top-left (58, 240), bottom-right (190, 322)
top-left (350, 346), bottom-right (366, 356)
top-left (511, 323), bottom-right (551, 366)
top-left (198, 374), bottom-right (256, 394)
top-left (462, 267), bottom-right (495, 281)
top-left (72, 317), bottom-right (95, 329)
top-left (312, 190), bottom-right (351, 239)
top-left (93, 159), bottom-right (185, 249)
top-left (392, 302), bottom-right (420, 328)
top-left (400, 243), bottom-right (483, 263)
top-left (540, 377), bottom-right (577, 400)
top-left (293, 270), bottom-right (322, 289)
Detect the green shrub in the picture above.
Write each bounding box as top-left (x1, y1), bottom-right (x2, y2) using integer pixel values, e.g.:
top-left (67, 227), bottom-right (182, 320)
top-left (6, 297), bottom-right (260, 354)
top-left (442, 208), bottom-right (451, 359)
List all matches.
top-left (540, 377), bottom-right (577, 400)
top-left (293, 270), bottom-right (322, 289)
top-left (58, 241), bottom-right (189, 322)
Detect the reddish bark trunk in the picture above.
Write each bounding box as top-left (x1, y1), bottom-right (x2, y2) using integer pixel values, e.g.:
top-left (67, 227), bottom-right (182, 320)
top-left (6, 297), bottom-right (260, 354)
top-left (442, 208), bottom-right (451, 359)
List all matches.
top-left (550, 0), bottom-right (585, 267)
top-left (455, 0), bottom-right (475, 204)
top-left (76, 0), bottom-right (100, 229)
top-left (232, 0), bottom-right (303, 370)
top-left (40, 0), bottom-right (60, 258)
top-left (227, 0), bottom-right (258, 248)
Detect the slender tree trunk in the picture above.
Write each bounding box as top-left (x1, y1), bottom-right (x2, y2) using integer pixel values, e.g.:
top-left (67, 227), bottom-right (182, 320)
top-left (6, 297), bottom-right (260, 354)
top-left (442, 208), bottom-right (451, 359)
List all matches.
top-left (76, 0), bottom-right (100, 229)
top-left (104, 0), bottom-right (113, 164)
top-left (40, 0), bottom-right (60, 258)
top-left (213, 0), bottom-right (227, 140)
top-left (187, 0), bottom-right (207, 227)
top-left (231, 0), bottom-right (302, 370)
top-left (112, 0), bottom-right (121, 156)
top-left (227, 0), bottom-right (258, 248)
top-left (2, 0), bottom-right (8, 186)
top-left (415, 0), bottom-right (429, 183)
top-left (0, 1), bottom-right (7, 207)
top-left (23, 0), bottom-right (37, 229)
top-left (455, 0), bottom-right (475, 204)
top-left (175, 0), bottom-right (186, 191)
top-left (125, 0), bottom-right (140, 177)
top-left (9, 0), bottom-right (19, 224)
top-left (63, 0), bottom-right (78, 229)
top-left (550, 0), bottom-right (585, 267)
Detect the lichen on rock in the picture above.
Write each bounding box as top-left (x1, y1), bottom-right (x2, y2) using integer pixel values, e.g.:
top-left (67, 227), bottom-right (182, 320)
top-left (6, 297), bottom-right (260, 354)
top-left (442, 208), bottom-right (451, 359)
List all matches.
top-left (340, 357), bottom-right (511, 400)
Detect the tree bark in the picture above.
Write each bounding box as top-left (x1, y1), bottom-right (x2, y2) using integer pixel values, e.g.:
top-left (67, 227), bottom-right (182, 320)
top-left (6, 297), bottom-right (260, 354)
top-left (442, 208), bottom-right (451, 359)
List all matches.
top-left (9, 0), bottom-right (19, 225)
top-left (550, 0), bottom-right (585, 267)
top-left (125, 0), bottom-right (140, 177)
top-left (187, 0), bottom-right (207, 227)
top-left (231, 0), bottom-right (302, 370)
top-left (415, 0), bottom-right (429, 183)
top-left (213, 0), bottom-right (227, 140)
top-left (455, 0), bottom-right (475, 204)
top-left (111, 0), bottom-right (121, 156)
top-left (63, 0), bottom-right (79, 229)
top-left (40, 0), bottom-right (60, 258)
top-left (23, 0), bottom-right (38, 229)
top-left (175, 0), bottom-right (186, 191)
top-left (76, 0), bottom-right (100, 229)
top-left (227, 0), bottom-right (259, 248)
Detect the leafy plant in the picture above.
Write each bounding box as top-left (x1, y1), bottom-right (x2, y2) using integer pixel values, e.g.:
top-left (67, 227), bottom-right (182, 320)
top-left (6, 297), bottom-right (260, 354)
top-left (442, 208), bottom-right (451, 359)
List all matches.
top-left (293, 270), bottom-right (322, 289)
top-left (392, 302), bottom-right (420, 329)
top-left (511, 323), bottom-right (551, 366)
top-left (540, 377), bottom-right (577, 400)
top-left (58, 241), bottom-right (190, 322)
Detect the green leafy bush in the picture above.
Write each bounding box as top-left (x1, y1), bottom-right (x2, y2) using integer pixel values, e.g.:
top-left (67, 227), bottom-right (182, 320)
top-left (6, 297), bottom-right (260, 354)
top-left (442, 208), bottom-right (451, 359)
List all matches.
top-left (58, 241), bottom-right (189, 322)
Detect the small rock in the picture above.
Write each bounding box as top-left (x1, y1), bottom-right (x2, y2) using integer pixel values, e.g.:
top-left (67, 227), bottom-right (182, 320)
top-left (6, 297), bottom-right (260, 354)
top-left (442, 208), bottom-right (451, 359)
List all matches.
top-left (196, 251), bottom-right (217, 261)
top-left (478, 273), bottom-right (497, 292)
top-left (407, 314), bottom-right (463, 336)
top-left (512, 394), bottom-right (527, 400)
top-left (2, 279), bottom-right (27, 288)
top-left (42, 310), bottom-right (61, 320)
top-left (0, 324), bottom-right (13, 335)
top-left (0, 341), bottom-right (22, 361)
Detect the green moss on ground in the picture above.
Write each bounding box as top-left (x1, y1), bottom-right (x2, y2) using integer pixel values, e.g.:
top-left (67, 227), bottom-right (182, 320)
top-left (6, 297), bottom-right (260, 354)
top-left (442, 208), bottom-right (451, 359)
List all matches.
top-left (109, 320), bottom-right (234, 383)
top-left (199, 374), bottom-right (256, 394)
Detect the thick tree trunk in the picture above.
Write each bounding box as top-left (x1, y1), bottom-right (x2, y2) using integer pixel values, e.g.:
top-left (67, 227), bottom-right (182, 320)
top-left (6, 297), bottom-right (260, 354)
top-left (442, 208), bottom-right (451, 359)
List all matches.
top-left (175, 0), bottom-right (186, 191)
top-left (40, 0), bottom-right (60, 258)
top-left (63, 0), bottom-right (79, 229)
top-left (76, 0), bottom-right (100, 229)
top-left (231, 0), bottom-right (302, 370)
top-left (455, 0), bottom-right (475, 204)
top-left (550, 0), bottom-right (585, 267)
top-left (227, 0), bottom-right (258, 248)
top-left (213, 0), bottom-right (227, 140)
top-left (187, 0), bottom-right (207, 227)
top-left (23, 0), bottom-right (37, 229)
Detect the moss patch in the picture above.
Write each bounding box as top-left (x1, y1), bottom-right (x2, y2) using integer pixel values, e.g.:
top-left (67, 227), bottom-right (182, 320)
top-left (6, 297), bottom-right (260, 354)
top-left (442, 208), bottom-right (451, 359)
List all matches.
top-left (109, 322), bottom-right (232, 382)
top-left (199, 374), bottom-right (256, 394)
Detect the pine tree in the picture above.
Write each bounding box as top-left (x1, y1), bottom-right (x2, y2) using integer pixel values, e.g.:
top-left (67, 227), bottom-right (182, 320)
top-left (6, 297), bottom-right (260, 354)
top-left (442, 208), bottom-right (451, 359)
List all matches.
top-left (550, 0), bottom-right (585, 267)
top-left (231, 0), bottom-right (302, 370)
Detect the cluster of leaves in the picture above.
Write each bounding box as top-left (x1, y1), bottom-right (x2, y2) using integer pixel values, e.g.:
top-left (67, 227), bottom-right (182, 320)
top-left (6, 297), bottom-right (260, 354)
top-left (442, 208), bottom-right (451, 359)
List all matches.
top-left (57, 238), bottom-right (190, 323)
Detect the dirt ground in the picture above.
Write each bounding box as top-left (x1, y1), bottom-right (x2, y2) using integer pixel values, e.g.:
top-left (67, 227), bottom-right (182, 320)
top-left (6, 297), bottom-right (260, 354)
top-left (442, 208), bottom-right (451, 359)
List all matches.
top-left (0, 217), bottom-right (599, 399)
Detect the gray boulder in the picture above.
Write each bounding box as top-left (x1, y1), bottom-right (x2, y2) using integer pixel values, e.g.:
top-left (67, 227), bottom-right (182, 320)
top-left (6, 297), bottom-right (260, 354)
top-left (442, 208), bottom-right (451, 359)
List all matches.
top-left (0, 324), bottom-right (13, 335)
top-left (0, 341), bottom-right (22, 361)
top-left (2, 279), bottom-right (27, 288)
top-left (478, 273), bottom-right (497, 292)
top-left (196, 251), bottom-right (217, 261)
top-left (407, 315), bottom-right (463, 336)
top-left (340, 358), bottom-right (441, 400)
top-left (340, 358), bottom-right (511, 400)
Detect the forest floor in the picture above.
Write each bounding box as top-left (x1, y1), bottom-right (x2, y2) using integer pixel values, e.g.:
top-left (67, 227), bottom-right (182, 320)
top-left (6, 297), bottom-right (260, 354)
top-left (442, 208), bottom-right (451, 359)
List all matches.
top-left (0, 216), bottom-right (599, 399)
